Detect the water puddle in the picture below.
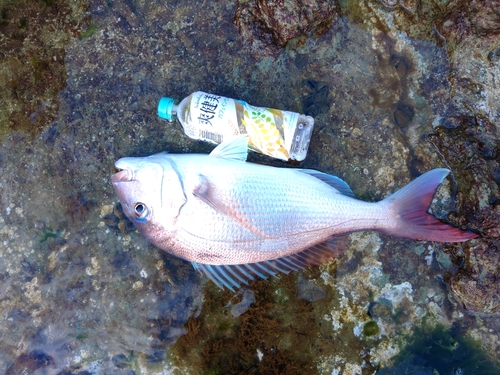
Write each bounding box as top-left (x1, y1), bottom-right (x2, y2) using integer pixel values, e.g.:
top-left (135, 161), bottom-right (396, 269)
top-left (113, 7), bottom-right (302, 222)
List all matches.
top-left (0, 0), bottom-right (499, 373)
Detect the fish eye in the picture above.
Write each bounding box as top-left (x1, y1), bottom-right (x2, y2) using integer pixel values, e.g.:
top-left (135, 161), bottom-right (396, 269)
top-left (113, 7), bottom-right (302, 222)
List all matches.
top-left (134, 202), bottom-right (148, 220)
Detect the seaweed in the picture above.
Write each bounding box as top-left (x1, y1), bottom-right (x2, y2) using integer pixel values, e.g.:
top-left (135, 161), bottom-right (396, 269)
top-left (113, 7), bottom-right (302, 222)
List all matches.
top-left (39, 227), bottom-right (60, 243)
top-left (168, 267), bottom-right (378, 374)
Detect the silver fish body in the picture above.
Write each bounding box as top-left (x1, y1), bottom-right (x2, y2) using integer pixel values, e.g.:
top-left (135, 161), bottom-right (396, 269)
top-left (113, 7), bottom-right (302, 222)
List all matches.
top-left (111, 136), bottom-right (477, 290)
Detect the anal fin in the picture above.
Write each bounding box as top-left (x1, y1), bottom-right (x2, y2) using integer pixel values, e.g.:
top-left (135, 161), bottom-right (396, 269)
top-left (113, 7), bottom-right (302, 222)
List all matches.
top-left (192, 234), bottom-right (350, 291)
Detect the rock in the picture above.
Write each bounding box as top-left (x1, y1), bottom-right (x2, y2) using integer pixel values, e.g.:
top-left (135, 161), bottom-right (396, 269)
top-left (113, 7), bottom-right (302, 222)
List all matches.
top-left (233, 0), bottom-right (339, 54)
top-left (225, 288), bottom-right (256, 317)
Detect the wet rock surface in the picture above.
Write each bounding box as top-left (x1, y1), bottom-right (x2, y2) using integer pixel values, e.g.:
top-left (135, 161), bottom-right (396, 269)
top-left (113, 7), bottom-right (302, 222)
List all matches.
top-left (0, 0), bottom-right (499, 373)
top-left (0, 0), bottom-right (89, 139)
top-left (233, 0), bottom-right (339, 54)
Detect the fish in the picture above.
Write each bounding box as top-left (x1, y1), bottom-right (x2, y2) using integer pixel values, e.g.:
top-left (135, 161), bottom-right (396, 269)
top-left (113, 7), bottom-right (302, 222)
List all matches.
top-left (111, 136), bottom-right (477, 291)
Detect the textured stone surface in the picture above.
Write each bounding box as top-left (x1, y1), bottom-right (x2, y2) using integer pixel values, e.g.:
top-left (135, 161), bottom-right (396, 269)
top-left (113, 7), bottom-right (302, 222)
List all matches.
top-left (233, 0), bottom-right (338, 54)
top-left (0, 0), bottom-right (499, 373)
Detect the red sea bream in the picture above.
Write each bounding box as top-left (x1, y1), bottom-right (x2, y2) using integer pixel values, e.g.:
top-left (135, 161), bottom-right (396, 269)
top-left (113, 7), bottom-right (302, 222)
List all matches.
top-left (111, 136), bottom-right (477, 290)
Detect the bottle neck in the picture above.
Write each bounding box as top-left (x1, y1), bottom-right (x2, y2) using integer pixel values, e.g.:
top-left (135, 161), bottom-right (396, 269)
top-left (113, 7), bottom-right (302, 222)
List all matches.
top-left (171, 104), bottom-right (179, 118)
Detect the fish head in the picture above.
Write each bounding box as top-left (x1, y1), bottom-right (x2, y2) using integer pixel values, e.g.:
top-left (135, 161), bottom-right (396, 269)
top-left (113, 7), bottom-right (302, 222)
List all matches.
top-left (111, 155), bottom-right (186, 233)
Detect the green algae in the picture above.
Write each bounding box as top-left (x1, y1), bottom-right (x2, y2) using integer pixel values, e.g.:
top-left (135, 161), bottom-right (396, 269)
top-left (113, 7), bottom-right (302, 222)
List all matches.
top-left (38, 227), bottom-right (59, 243)
top-left (80, 23), bottom-right (97, 39)
top-left (363, 321), bottom-right (380, 337)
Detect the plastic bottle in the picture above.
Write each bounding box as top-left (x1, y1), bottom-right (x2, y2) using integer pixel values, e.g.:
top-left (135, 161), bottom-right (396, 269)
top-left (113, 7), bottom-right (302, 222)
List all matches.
top-left (158, 91), bottom-right (314, 162)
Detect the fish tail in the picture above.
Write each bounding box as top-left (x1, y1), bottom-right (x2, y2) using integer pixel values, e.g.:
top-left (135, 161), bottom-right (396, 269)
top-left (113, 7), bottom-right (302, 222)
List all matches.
top-left (381, 168), bottom-right (478, 242)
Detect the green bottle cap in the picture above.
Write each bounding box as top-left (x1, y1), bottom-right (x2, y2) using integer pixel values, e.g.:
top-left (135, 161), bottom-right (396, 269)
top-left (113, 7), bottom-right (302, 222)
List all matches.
top-left (158, 97), bottom-right (176, 121)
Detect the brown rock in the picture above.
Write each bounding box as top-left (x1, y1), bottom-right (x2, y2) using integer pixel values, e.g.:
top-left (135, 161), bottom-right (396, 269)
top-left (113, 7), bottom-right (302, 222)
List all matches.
top-left (233, 0), bottom-right (339, 53)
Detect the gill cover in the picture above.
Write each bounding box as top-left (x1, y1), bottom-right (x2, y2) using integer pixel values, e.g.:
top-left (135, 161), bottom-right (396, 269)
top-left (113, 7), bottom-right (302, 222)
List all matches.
top-left (159, 158), bottom-right (187, 219)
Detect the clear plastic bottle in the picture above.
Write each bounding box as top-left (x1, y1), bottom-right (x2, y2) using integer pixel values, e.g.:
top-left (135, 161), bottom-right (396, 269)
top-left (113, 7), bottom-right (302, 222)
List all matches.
top-left (158, 91), bottom-right (315, 162)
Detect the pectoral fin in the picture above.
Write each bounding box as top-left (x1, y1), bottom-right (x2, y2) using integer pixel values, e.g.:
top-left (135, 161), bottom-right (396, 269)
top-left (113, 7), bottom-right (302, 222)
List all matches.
top-left (192, 174), bottom-right (271, 239)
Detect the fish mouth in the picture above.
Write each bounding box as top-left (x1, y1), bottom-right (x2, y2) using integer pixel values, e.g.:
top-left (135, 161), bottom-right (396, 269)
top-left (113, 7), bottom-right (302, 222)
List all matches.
top-left (111, 168), bottom-right (133, 183)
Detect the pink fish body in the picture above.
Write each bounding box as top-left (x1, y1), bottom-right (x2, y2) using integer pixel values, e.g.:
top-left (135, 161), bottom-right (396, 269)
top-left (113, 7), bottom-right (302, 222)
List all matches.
top-left (111, 136), bottom-right (477, 290)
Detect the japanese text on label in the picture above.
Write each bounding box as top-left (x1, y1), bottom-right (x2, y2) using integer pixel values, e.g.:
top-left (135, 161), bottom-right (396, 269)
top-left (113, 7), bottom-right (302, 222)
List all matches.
top-left (198, 94), bottom-right (221, 126)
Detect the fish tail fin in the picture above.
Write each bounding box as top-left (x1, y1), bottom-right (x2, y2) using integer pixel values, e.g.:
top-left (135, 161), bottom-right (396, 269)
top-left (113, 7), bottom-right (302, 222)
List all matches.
top-left (382, 168), bottom-right (478, 242)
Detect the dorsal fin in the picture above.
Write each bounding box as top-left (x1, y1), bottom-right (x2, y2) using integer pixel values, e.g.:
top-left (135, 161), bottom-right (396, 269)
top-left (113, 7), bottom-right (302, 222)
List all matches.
top-left (299, 170), bottom-right (355, 197)
top-left (192, 234), bottom-right (350, 291)
top-left (209, 135), bottom-right (249, 161)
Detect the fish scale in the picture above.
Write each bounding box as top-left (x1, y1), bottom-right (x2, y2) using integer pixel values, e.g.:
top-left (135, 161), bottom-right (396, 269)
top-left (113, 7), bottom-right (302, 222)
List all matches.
top-left (173, 165), bottom-right (363, 256)
top-left (112, 136), bottom-right (478, 290)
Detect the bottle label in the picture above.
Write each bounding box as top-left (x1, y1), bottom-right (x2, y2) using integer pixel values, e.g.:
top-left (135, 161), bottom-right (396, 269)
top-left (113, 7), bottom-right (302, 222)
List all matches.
top-left (184, 91), bottom-right (314, 161)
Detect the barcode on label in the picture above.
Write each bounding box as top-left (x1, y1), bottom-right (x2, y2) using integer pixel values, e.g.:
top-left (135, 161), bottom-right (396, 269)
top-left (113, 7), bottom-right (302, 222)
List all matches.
top-left (200, 130), bottom-right (223, 143)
